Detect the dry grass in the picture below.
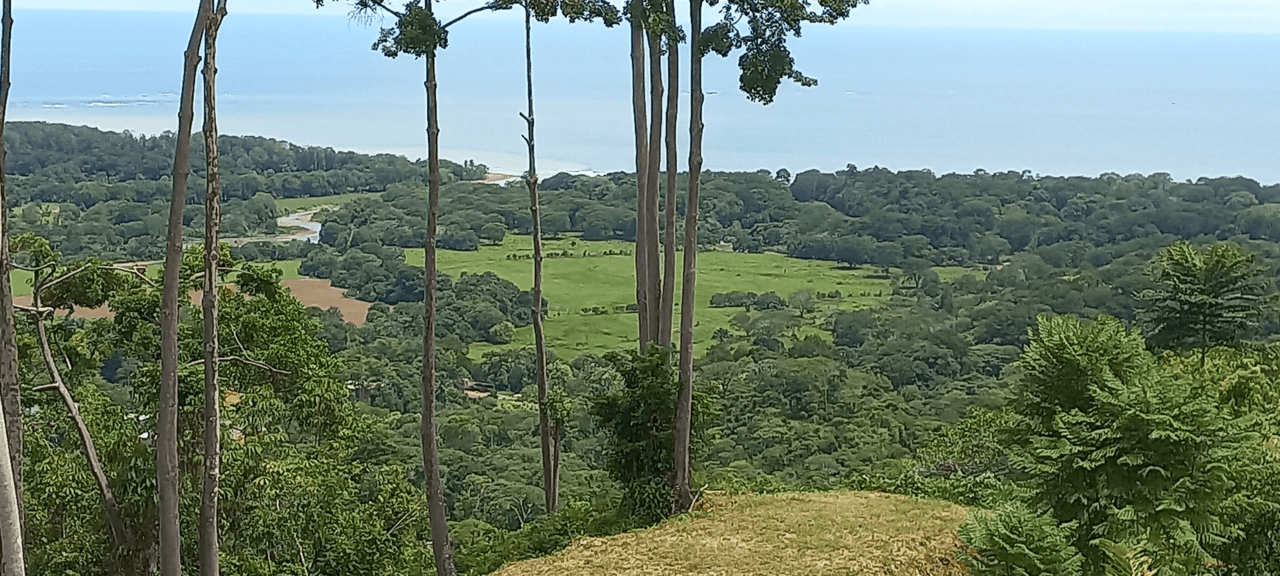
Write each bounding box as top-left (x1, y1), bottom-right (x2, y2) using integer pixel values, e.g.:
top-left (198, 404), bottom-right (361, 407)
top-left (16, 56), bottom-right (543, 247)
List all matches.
top-left (495, 491), bottom-right (970, 576)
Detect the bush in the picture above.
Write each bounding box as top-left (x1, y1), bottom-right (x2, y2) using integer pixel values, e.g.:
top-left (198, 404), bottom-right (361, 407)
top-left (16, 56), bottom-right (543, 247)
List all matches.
top-left (957, 506), bottom-right (1083, 576)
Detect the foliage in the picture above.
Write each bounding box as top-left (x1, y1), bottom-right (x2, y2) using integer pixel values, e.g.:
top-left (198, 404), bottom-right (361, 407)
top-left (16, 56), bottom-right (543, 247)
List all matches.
top-left (589, 347), bottom-right (716, 524)
top-left (1137, 241), bottom-right (1276, 353)
top-left (957, 506), bottom-right (1084, 576)
top-left (1012, 314), bottom-right (1275, 575)
top-left (916, 407), bottom-right (1018, 478)
top-left (2, 121), bottom-right (487, 261)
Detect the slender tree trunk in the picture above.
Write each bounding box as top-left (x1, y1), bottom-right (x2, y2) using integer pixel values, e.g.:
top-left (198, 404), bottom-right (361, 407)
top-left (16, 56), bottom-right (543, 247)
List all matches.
top-left (645, 31), bottom-right (664, 346)
top-left (27, 284), bottom-right (126, 550)
top-left (551, 421), bottom-right (561, 500)
top-left (199, 4), bottom-right (226, 575)
top-left (161, 3), bottom-right (212, 574)
top-left (522, 7), bottom-right (556, 515)
top-left (659, 8), bottom-right (679, 348)
top-left (421, 55), bottom-right (457, 576)
top-left (672, 0), bottom-right (704, 513)
top-left (0, 0), bottom-right (22, 542)
top-left (0, 406), bottom-right (18, 576)
top-left (0, 10), bottom-right (19, 544)
top-left (629, 0), bottom-right (651, 349)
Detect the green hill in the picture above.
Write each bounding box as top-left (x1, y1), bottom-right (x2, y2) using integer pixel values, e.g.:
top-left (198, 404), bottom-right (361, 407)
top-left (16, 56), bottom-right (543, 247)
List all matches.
top-left (494, 491), bottom-right (970, 576)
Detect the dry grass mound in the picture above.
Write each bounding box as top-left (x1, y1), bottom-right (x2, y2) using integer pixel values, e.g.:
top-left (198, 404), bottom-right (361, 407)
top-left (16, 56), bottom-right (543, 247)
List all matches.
top-left (495, 491), bottom-right (970, 576)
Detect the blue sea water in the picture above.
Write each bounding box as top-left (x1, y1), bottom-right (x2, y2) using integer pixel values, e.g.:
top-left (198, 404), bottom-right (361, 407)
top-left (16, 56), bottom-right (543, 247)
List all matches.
top-left (10, 8), bottom-right (1280, 182)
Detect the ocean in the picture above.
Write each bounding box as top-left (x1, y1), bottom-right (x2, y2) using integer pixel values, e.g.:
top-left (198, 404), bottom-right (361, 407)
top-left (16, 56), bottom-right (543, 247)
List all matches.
top-left (9, 8), bottom-right (1280, 183)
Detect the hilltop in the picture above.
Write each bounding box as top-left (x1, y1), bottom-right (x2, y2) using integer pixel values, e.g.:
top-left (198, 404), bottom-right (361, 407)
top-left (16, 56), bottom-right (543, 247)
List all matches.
top-left (494, 491), bottom-right (969, 576)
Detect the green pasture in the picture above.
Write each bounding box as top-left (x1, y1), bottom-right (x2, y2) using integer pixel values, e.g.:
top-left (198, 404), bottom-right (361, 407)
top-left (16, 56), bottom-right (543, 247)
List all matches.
top-left (275, 192), bottom-right (379, 213)
top-left (404, 235), bottom-right (905, 359)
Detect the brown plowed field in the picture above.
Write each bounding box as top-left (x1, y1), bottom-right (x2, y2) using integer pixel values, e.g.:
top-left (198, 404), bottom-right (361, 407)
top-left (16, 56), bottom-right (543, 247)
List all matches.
top-left (14, 278), bottom-right (370, 326)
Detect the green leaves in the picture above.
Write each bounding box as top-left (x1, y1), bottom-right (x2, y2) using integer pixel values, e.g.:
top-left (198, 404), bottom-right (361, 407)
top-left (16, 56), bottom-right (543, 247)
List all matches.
top-left (1011, 313), bottom-right (1278, 575)
top-left (957, 506), bottom-right (1084, 576)
top-left (705, 0), bottom-right (868, 104)
top-left (1137, 241), bottom-right (1277, 353)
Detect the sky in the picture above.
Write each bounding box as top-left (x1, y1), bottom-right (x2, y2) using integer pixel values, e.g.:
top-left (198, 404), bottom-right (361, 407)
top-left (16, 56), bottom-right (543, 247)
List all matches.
top-left (15, 0), bottom-right (1280, 34)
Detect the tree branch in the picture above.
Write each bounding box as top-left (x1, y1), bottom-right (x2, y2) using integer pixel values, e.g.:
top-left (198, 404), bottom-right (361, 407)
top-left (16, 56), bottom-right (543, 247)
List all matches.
top-left (40, 263), bottom-right (94, 294)
top-left (15, 304), bottom-right (55, 318)
top-left (443, 1), bottom-right (511, 29)
top-left (10, 262), bottom-right (56, 273)
top-left (108, 264), bottom-right (158, 288)
top-left (185, 356), bottom-right (291, 376)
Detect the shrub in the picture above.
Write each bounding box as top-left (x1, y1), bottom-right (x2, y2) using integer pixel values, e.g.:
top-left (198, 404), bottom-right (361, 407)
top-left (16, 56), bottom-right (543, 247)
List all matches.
top-left (957, 506), bottom-right (1083, 576)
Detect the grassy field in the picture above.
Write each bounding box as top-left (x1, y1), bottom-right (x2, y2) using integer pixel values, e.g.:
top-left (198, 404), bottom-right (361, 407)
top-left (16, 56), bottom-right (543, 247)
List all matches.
top-left (404, 235), bottom-right (905, 359)
top-left (6, 230), bottom-right (980, 360)
top-left (494, 491), bottom-right (969, 576)
top-left (275, 192), bottom-right (380, 212)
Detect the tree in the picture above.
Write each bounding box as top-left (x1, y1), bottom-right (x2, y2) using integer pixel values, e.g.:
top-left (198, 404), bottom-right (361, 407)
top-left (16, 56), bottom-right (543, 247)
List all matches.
top-left (657, 0), bottom-right (679, 348)
top-left (0, 3), bottom-right (23, 562)
top-left (1137, 241), bottom-right (1275, 364)
top-left (629, 0), bottom-right (653, 348)
top-left (672, 0), bottom-right (867, 512)
top-left (159, 2), bottom-right (213, 574)
top-left (517, 5), bottom-right (552, 512)
top-left (198, 4), bottom-right (228, 575)
top-left (671, 0), bottom-right (703, 512)
top-left (10, 236), bottom-right (131, 568)
top-left (479, 222), bottom-right (506, 244)
top-left (786, 289), bottom-right (815, 318)
top-left (1013, 314), bottom-right (1273, 574)
top-left (307, 2), bottom-right (519, 574)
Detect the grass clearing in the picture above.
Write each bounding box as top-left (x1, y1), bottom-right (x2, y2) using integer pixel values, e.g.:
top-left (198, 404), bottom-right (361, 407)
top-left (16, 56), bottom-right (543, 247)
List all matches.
top-left (494, 491), bottom-right (969, 576)
top-left (275, 192), bottom-right (380, 212)
top-left (405, 235), bottom-right (897, 359)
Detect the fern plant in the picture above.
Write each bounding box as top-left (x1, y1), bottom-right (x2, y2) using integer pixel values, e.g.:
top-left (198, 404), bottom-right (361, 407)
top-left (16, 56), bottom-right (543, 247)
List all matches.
top-left (957, 506), bottom-right (1083, 576)
top-left (1011, 315), bottom-right (1275, 575)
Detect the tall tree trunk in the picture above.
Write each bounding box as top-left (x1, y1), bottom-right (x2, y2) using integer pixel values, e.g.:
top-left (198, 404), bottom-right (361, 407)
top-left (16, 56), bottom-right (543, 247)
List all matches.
top-left (645, 31), bottom-right (664, 346)
top-left (629, 0), bottom-right (651, 349)
top-left (672, 0), bottom-right (703, 513)
top-left (0, 406), bottom-right (19, 576)
top-left (658, 7), bottom-right (679, 348)
top-left (28, 283), bottom-right (126, 551)
top-left (198, 4), bottom-right (226, 576)
top-left (421, 54), bottom-right (457, 576)
top-left (522, 6), bottom-right (557, 516)
top-left (161, 3), bottom-right (212, 574)
top-left (551, 421), bottom-right (561, 501)
top-left (0, 0), bottom-right (22, 540)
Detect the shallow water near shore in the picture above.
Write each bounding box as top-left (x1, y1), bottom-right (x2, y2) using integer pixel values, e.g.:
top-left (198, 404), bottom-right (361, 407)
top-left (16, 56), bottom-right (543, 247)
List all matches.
top-left (10, 8), bottom-right (1280, 182)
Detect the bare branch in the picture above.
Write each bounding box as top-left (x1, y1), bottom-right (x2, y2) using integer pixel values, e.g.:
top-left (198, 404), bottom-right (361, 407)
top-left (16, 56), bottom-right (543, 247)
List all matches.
top-left (107, 264), bottom-right (158, 287)
top-left (10, 262), bottom-right (56, 273)
top-left (443, 1), bottom-right (511, 29)
top-left (31, 384), bottom-right (58, 394)
top-left (41, 263), bottom-right (94, 294)
top-left (15, 304), bottom-right (54, 318)
top-left (185, 356), bottom-right (291, 376)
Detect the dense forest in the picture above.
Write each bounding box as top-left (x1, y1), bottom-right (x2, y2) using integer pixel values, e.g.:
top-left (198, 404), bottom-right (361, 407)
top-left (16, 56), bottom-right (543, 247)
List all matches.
top-left (0, 121), bottom-right (1276, 575)
top-left (0, 0), bottom-right (1275, 569)
top-left (1, 122), bottom-right (488, 261)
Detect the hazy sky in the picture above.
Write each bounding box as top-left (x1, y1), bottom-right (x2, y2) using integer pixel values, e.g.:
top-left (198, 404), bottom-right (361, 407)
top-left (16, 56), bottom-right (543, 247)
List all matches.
top-left (16, 0), bottom-right (1280, 34)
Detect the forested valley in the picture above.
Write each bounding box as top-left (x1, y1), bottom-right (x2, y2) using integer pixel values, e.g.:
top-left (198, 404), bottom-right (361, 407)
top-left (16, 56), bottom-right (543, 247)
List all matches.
top-left (0, 0), bottom-right (1276, 572)
top-left (1, 121), bottom-right (1279, 575)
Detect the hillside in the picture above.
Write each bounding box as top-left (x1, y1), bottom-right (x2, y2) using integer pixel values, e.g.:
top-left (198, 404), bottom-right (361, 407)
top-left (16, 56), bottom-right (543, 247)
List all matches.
top-left (495, 491), bottom-right (969, 576)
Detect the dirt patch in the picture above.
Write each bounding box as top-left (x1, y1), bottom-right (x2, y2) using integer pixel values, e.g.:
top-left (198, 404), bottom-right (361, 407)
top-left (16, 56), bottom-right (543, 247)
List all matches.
top-left (481, 172), bottom-right (518, 183)
top-left (283, 278), bottom-right (370, 326)
top-left (14, 278), bottom-right (371, 326)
